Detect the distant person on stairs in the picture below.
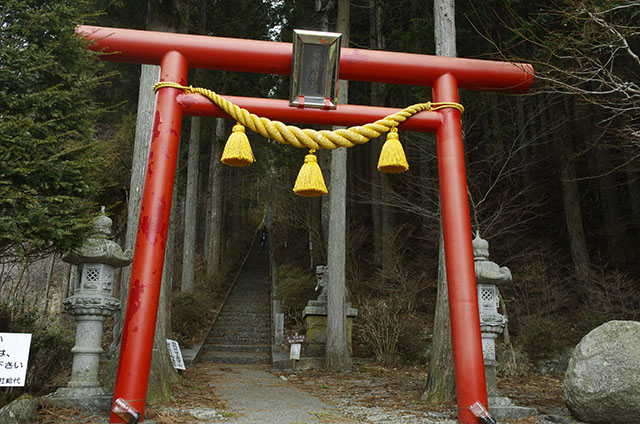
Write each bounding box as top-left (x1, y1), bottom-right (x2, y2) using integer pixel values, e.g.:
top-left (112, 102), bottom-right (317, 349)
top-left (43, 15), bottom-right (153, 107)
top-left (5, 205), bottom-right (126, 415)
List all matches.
top-left (260, 226), bottom-right (268, 251)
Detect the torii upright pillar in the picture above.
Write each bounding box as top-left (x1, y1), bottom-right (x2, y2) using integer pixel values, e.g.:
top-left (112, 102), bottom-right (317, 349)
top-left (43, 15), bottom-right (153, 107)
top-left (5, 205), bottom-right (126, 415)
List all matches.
top-left (78, 25), bottom-right (533, 424)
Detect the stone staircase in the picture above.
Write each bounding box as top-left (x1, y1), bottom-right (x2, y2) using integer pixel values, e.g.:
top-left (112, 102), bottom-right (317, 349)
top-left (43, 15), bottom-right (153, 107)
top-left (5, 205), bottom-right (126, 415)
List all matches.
top-left (199, 237), bottom-right (272, 365)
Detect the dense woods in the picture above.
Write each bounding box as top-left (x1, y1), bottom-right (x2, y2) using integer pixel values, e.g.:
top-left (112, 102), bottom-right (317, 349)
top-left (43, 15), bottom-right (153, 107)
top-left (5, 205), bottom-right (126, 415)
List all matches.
top-left (1, 0), bottom-right (639, 408)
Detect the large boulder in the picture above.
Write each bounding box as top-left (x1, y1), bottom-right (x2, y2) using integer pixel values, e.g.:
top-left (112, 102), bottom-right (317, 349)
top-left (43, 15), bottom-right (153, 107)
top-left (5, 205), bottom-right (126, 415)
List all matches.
top-left (564, 320), bottom-right (640, 424)
top-left (0, 393), bottom-right (39, 424)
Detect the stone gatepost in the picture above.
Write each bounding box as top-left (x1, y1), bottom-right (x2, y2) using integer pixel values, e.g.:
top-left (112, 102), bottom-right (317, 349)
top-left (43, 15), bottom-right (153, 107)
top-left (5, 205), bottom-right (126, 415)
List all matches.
top-left (473, 233), bottom-right (536, 419)
top-left (52, 208), bottom-right (132, 411)
top-left (303, 265), bottom-right (357, 357)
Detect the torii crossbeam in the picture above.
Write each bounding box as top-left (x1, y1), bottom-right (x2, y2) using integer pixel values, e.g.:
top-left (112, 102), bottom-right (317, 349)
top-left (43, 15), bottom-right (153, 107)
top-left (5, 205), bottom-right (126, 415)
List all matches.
top-left (78, 25), bottom-right (533, 424)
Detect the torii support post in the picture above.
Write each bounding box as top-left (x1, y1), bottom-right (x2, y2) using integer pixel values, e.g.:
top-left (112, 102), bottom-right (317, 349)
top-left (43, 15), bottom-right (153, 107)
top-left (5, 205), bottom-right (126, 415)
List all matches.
top-left (78, 26), bottom-right (533, 424)
top-left (108, 51), bottom-right (188, 422)
top-left (433, 74), bottom-right (487, 423)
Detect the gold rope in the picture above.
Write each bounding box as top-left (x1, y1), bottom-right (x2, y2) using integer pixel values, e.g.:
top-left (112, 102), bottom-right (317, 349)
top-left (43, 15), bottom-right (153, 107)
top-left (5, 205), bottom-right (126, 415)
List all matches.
top-left (154, 81), bottom-right (464, 150)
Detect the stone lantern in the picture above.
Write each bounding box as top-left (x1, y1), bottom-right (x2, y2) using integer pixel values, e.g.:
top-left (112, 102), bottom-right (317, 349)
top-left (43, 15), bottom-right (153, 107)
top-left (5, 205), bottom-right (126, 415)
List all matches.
top-left (473, 233), bottom-right (510, 396)
top-left (53, 208), bottom-right (132, 410)
top-left (473, 232), bottom-right (535, 419)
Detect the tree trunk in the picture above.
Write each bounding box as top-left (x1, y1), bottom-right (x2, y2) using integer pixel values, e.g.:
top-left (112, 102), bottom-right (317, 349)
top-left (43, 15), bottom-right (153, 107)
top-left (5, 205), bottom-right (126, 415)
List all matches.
top-left (369, 0), bottom-right (384, 266)
top-left (423, 227), bottom-right (455, 400)
top-left (553, 101), bottom-right (591, 278)
top-left (580, 102), bottom-right (634, 264)
top-left (148, 166), bottom-right (180, 403)
top-left (326, 0), bottom-right (352, 372)
top-left (380, 175), bottom-right (394, 273)
top-left (316, 1), bottom-right (332, 248)
top-left (206, 119), bottom-right (225, 277)
top-left (326, 146), bottom-right (351, 372)
top-left (43, 254), bottom-right (56, 314)
top-left (106, 62), bottom-right (158, 385)
top-left (181, 114), bottom-right (201, 292)
top-left (119, 64), bottom-right (158, 316)
top-left (626, 168), bottom-right (640, 236)
top-left (593, 144), bottom-right (631, 263)
top-left (423, 0), bottom-right (457, 403)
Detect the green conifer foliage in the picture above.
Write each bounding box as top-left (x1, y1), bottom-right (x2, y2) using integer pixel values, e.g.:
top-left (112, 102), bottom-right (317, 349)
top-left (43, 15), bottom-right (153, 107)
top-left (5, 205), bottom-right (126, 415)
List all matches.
top-left (0, 0), bottom-right (103, 258)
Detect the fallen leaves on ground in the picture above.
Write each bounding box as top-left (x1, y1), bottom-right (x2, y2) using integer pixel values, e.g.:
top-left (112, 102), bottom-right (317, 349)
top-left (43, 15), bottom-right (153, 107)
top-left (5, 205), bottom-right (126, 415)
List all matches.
top-left (278, 363), bottom-right (572, 423)
top-left (34, 362), bottom-right (572, 423)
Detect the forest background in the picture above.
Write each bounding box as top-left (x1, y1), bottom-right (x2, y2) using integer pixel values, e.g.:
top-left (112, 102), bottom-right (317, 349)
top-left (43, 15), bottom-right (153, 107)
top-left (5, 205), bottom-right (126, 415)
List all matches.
top-left (1, 0), bottom-right (639, 407)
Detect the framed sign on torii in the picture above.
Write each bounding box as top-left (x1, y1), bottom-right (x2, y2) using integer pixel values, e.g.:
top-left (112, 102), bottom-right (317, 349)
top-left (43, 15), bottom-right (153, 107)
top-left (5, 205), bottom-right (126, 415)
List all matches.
top-left (77, 25), bottom-right (533, 424)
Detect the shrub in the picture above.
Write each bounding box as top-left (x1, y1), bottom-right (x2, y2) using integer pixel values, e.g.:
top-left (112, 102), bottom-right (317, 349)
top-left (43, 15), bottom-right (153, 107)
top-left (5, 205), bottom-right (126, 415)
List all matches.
top-left (580, 269), bottom-right (640, 322)
top-left (517, 316), bottom-right (567, 360)
top-left (355, 295), bottom-right (417, 366)
top-left (275, 263), bottom-right (316, 327)
top-left (396, 314), bottom-right (430, 364)
top-left (171, 290), bottom-right (214, 345)
top-left (0, 303), bottom-right (74, 405)
top-left (497, 344), bottom-right (530, 378)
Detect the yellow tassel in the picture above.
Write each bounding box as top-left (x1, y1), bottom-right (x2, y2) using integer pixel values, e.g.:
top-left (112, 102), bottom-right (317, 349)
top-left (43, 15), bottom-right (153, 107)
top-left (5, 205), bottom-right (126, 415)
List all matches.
top-left (293, 150), bottom-right (328, 197)
top-left (377, 127), bottom-right (409, 173)
top-left (220, 123), bottom-right (255, 167)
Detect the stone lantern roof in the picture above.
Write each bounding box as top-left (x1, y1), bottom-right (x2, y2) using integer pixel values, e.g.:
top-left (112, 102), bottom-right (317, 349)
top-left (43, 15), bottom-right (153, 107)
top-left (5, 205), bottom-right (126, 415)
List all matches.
top-left (473, 232), bottom-right (512, 285)
top-left (63, 207), bottom-right (132, 267)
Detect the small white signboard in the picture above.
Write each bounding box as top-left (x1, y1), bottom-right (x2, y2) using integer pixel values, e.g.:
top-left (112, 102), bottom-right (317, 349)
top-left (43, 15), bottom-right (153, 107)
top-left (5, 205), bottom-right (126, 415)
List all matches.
top-left (0, 333), bottom-right (32, 387)
top-left (289, 343), bottom-right (301, 360)
top-left (166, 339), bottom-right (185, 370)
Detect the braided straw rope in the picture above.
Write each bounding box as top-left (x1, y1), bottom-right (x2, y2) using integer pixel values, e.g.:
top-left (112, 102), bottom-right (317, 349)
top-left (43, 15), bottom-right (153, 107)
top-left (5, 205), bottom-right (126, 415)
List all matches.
top-left (154, 82), bottom-right (463, 151)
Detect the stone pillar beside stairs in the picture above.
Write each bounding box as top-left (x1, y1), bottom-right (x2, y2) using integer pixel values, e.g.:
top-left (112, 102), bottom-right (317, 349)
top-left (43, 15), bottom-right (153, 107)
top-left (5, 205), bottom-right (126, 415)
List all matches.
top-left (302, 265), bottom-right (357, 358)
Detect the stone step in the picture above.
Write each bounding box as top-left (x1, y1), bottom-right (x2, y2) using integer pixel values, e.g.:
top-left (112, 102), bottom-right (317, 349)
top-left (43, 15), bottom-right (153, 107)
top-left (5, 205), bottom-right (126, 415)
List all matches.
top-left (223, 296), bottom-right (270, 303)
top-left (203, 343), bottom-right (270, 353)
top-left (211, 328), bottom-right (270, 335)
top-left (212, 323), bottom-right (271, 331)
top-left (221, 302), bottom-right (270, 308)
top-left (220, 304), bottom-right (269, 309)
top-left (230, 283), bottom-right (269, 288)
top-left (218, 307), bottom-right (271, 319)
top-left (200, 350), bottom-right (270, 365)
top-left (216, 311), bottom-right (271, 318)
top-left (220, 306), bottom-right (271, 317)
top-left (227, 293), bottom-right (269, 299)
top-left (209, 330), bottom-right (270, 340)
top-left (198, 235), bottom-right (274, 365)
top-left (229, 284), bottom-right (269, 289)
top-left (205, 335), bottom-right (271, 345)
top-left (213, 322), bottom-right (269, 329)
top-left (216, 314), bottom-right (271, 327)
top-left (223, 296), bottom-right (270, 302)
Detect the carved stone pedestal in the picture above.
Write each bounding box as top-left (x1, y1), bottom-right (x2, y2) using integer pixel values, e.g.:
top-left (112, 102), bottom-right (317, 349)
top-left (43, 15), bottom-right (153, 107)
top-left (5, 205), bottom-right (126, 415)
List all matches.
top-left (303, 301), bottom-right (358, 357)
top-left (302, 265), bottom-right (357, 358)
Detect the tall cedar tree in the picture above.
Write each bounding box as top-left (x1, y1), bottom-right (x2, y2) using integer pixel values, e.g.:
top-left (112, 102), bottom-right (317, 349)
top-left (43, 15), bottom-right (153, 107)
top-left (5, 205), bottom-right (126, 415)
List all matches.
top-left (0, 0), bottom-right (102, 258)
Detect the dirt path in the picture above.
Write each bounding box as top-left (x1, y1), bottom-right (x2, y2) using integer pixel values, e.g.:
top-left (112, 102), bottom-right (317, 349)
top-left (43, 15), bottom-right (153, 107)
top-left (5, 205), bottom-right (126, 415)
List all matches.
top-left (204, 364), bottom-right (357, 423)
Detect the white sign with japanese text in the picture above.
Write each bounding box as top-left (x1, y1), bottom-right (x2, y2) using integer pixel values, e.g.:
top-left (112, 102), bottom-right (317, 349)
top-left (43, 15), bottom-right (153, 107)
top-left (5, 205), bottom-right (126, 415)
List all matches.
top-left (289, 343), bottom-right (301, 360)
top-left (166, 339), bottom-right (185, 370)
top-left (0, 333), bottom-right (32, 387)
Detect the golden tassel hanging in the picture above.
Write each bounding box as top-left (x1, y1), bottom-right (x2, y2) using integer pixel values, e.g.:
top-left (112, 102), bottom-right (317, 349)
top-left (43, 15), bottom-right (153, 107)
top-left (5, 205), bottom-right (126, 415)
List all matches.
top-left (377, 127), bottom-right (409, 173)
top-left (220, 123), bottom-right (255, 167)
top-left (293, 150), bottom-right (328, 197)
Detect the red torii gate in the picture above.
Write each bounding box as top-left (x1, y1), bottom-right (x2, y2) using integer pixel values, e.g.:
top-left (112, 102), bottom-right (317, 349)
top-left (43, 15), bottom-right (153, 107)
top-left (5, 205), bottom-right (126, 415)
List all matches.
top-left (78, 25), bottom-right (533, 424)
